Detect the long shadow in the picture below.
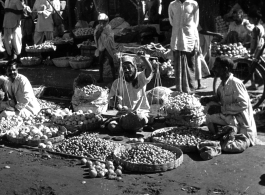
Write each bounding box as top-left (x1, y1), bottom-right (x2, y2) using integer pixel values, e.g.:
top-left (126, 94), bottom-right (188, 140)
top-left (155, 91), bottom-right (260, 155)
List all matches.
top-left (186, 152), bottom-right (205, 162)
top-left (259, 174), bottom-right (265, 186)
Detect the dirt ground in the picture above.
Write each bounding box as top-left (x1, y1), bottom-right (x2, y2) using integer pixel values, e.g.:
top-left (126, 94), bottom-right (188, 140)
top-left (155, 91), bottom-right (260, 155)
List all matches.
top-left (0, 63), bottom-right (265, 195)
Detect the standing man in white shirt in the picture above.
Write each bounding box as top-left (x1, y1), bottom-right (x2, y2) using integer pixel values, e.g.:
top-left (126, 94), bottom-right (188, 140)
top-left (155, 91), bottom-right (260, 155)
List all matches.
top-left (168, 0), bottom-right (199, 93)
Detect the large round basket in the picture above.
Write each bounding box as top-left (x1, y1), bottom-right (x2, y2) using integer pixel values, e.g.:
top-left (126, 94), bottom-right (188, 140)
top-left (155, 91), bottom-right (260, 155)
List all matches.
top-left (69, 58), bottom-right (93, 69)
top-left (72, 103), bottom-right (108, 114)
top-left (6, 134), bottom-right (65, 147)
top-left (113, 142), bottom-right (183, 173)
top-left (151, 127), bottom-right (213, 153)
top-left (26, 48), bottom-right (55, 53)
top-left (20, 57), bottom-right (42, 66)
top-left (52, 57), bottom-right (70, 68)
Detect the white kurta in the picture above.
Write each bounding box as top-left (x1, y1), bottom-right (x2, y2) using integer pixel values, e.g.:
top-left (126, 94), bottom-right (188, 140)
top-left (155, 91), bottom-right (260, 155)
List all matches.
top-left (4, 74), bottom-right (40, 116)
top-left (108, 71), bottom-right (153, 110)
top-left (168, 0), bottom-right (199, 52)
top-left (206, 74), bottom-right (257, 146)
top-left (33, 0), bottom-right (53, 32)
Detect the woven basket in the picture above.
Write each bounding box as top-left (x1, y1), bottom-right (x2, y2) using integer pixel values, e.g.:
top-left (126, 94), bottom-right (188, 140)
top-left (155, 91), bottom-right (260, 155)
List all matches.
top-left (69, 58), bottom-right (93, 69)
top-left (113, 142), bottom-right (183, 173)
top-left (20, 57), bottom-right (42, 66)
top-left (151, 127), bottom-right (213, 153)
top-left (72, 103), bottom-right (108, 114)
top-left (26, 48), bottom-right (55, 53)
top-left (52, 57), bottom-right (70, 68)
top-left (6, 134), bottom-right (65, 147)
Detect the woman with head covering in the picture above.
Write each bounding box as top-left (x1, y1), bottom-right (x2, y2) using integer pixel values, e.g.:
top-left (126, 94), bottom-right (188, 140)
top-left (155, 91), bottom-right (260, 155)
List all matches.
top-left (94, 13), bottom-right (117, 83)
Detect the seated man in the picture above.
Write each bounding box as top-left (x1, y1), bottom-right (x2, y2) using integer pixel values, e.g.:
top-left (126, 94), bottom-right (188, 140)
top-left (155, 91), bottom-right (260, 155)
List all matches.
top-left (0, 61), bottom-right (40, 118)
top-left (200, 56), bottom-right (257, 149)
top-left (108, 55), bottom-right (153, 111)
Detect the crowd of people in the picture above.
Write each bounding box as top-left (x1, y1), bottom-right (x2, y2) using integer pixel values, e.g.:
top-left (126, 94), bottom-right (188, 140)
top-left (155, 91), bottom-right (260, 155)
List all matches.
top-left (0, 0), bottom-right (262, 151)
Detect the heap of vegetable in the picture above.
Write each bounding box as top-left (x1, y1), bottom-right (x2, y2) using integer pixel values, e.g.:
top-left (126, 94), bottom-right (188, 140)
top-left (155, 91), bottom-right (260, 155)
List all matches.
top-left (164, 92), bottom-right (205, 127)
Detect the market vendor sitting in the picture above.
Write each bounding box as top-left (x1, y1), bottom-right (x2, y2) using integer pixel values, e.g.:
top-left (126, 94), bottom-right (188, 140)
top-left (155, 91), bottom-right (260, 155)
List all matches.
top-left (0, 62), bottom-right (40, 118)
top-left (200, 57), bottom-right (257, 150)
top-left (94, 13), bottom-right (116, 83)
top-left (108, 55), bottom-right (153, 111)
top-left (222, 9), bottom-right (253, 45)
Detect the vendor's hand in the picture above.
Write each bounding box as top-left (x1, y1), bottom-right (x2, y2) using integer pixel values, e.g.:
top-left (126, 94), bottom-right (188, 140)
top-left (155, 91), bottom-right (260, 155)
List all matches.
top-left (207, 105), bottom-right (221, 115)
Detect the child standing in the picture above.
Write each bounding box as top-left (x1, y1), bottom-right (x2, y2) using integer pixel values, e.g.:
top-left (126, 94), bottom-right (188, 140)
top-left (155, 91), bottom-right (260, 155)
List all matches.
top-left (247, 10), bottom-right (265, 90)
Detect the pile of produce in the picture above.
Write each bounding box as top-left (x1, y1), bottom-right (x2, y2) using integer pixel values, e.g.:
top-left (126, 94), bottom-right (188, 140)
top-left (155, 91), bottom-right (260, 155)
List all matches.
top-left (136, 59), bottom-right (174, 77)
top-left (151, 126), bottom-right (213, 148)
top-left (159, 60), bottom-right (174, 77)
top-left (20, 57), bottom-right (41, 65)
top-left (37, 99), bottom-right (64, 110)
top-left (141, 43), bottom-right (167, 53)
top-left (81, 158), bottom-right (123, 179)
top-left (50, 109), bottom-right (103, 128)
top-left (73, 27), bottom-right (94, 37)
top-left (164, 92), bottom-right (205, 127)
top-left (7, 123), bottom-right (65, 141)
top-left (51, 37), bottom-right (73, 44)
top-left (69, 56), bottom-right (91, 61)
top-left (26, 41), bottom-right (56, 51)
top-left (81, 40), bottom-right (95, 46)
top-left (211, 42), bottom-right (248, 58)
top-left (75, 84), bottom-right (106, 99)
top-left (215, 16), bottom-right (229, 33)
top-left (117, 144), bottom-right (176, 165)
top-left (0, 115), bottom-right (23, 136)
top-left (52, 133), bottom-right (120, 161)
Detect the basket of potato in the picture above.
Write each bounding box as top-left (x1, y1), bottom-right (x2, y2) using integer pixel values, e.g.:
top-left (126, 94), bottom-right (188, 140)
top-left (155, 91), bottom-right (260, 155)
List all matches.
top-left (113, 142), bottom-right (183, 173)
top-left (20, 57), bottom-right (42, 66)
top-left (6, 123), bottom-right (66, 147)
top-left (52, 57), bottom-right (71, 68)
top-left (69, 56), bottom-right (93, 69)
top-left (151, 126), bottom-right (214, 153)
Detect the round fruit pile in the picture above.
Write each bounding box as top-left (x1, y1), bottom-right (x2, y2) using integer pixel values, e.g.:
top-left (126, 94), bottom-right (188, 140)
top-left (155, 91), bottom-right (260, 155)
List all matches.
top-left (215, 16), bottom-right (229, 33)
top-left (164, 92), bottom-right (205, 127)
top-left (76, 84), bottom-right (105, 97)
top-left (211, 42), bottom-right (248, 58)
top-left (26, 41), bottom-right (56, 51)
top-left (0, 115), bottom-right (23, 136)
top-left (49, 109), bottom-right (103, 127)
top-left (7, 123), bottom-right (65, 141)
top-left (73, 27), bottom-right (94, 37)
top-left (118, 144), bottom-right (176, 165)
top-left (53, 133), bottom-right (119, 161)
top-left (151, 126), bottom-right (213, 148)
top-left (81, 40), bottom-right (95, 46)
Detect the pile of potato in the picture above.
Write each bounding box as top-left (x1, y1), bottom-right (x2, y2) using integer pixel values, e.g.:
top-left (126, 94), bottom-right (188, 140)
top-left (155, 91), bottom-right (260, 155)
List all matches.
top-left (52, 133), bottom-right (120, 161)
top-left (118, 144), bottom-right (176, 165)
top-left (0, 115), bottom-right (23, 136)
top-left (211, 42), bottom-right (248, 58)
top-left (152, 126), bottom-right (213, 148)
top-left (73, 27), bottom-right (94, 37)
top-left (7, 123), bottom-right (65, 141)
top-left (164, 92), bottom-right (205, 127)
